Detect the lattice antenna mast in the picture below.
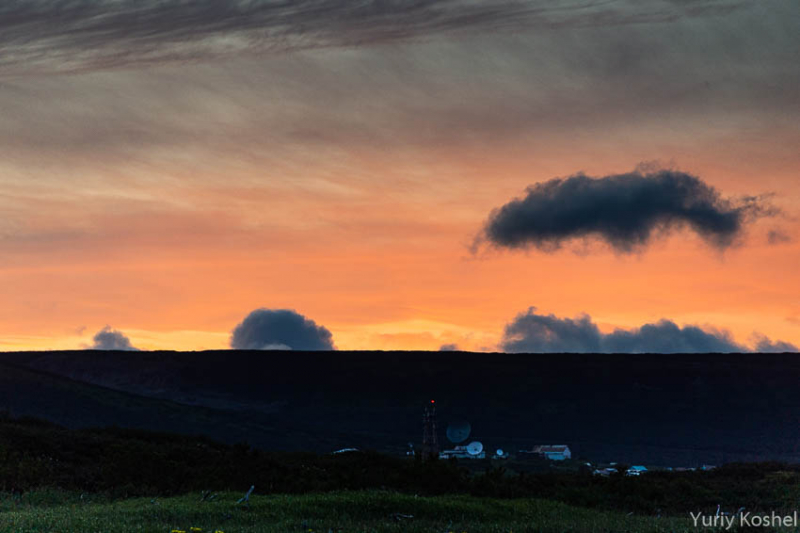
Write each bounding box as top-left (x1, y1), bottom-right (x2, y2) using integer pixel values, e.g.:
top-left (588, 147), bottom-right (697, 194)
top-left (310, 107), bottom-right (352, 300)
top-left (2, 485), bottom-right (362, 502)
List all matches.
top-left (421, 400), bottom-right (439, 460)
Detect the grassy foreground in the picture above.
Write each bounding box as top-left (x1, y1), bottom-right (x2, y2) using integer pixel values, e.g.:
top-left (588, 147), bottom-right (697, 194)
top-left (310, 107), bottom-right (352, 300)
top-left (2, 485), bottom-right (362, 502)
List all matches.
top-left (0, 490), bottom-right (694, 533)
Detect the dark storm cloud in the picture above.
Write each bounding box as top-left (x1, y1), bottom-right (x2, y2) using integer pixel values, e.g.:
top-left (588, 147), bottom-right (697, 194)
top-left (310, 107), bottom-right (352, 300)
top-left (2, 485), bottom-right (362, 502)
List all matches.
top-left (501, 307), bottom-right (798, 353)
top-left (89, 326), bottom-right (139, 351)
top-left (477, 170), bottom-right (775, 254)
top-left (0, 0), bottom-right (746, 75)
top-left (230, 308), bottom-right (335, 351)
top-left (438, 343), bottom-right (459, 351)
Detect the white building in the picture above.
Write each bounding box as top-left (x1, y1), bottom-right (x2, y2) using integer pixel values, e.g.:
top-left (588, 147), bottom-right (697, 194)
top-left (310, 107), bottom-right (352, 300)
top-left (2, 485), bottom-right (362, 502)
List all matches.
top-left (439, 445), bottom-right (485, 460)
top-left (521, 445), bottom-right (572, 461)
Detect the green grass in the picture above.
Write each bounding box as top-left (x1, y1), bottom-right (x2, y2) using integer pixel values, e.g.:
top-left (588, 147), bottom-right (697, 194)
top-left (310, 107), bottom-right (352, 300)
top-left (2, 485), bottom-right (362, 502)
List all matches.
top-left (0, 490), bottom-right (695, 533)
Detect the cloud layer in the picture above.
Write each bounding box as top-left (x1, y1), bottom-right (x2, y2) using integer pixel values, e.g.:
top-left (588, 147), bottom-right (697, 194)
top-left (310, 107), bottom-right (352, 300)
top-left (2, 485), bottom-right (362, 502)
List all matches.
top-left (89, 326), bottom-right (139, 351)
top-left (230, 308), bottom-right (335, 351)
top-left (501, 307), bottom-right (798, 353)
top-left (478, 169), bottom-right (774, 254)
top-left (0, 0), bottom-right (747, 75)
top-left (752, 334), bottom-right (800, 354)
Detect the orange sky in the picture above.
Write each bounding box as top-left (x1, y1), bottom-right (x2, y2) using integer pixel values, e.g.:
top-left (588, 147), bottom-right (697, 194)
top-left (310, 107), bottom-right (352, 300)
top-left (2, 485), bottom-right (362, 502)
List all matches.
top-left (0, 1), bottom-right (798, 352)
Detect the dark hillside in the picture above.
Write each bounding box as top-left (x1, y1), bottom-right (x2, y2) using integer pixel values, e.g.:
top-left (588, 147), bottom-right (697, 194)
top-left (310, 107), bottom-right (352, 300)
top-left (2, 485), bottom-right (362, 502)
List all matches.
top-left (0, 360), bottom-right (350, 451)
top-left (3, 417), bottom-right (800, 515)
top-left (2, 351), bottom-right (800, 465)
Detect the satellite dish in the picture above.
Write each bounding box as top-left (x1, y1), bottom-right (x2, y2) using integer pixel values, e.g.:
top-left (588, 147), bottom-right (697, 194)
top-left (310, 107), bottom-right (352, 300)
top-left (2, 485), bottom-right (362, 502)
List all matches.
top-left (466, 441), bottom-right (484, 456)
top-left (446, 420), bottom-right (471, 444)
top-left (496, 449), bottom-right (504, 457)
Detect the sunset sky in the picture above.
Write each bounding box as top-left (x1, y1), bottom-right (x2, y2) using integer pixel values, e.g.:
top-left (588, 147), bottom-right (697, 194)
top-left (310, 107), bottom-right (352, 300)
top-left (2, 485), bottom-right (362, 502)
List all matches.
top-left (1, 0), bottom-right (798, 352)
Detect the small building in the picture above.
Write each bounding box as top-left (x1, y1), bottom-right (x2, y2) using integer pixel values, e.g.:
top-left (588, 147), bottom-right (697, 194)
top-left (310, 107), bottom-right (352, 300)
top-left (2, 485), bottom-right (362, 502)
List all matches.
top-left (593, 467), bottom-right (618, 477)
top-left (439, 445), bottom-right (485, 460)
top-left (626, 465), bottom-right (648, 476)
top-left (521, 445), bottom-right (572, 461)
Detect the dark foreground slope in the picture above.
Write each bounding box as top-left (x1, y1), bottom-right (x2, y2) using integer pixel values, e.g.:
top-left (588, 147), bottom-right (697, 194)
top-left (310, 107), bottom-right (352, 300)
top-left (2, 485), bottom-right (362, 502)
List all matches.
top-left (1, 492), bottom-right (696, 533)
top-left (4, 416), bottom-right (800, 516)
top-left (2, 351), bottom-right (800, 465)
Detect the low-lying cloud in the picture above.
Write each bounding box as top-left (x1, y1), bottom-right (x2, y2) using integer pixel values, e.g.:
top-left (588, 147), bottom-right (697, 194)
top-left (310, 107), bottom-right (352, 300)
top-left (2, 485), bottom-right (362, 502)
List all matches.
top-left (477, 169), bottom-right (775, 254)
top-left (89, 326), bottom-right (139, 351)
top-left (752, 334), bottom-right (800, 354)
top-left (230, 308), bottom-right (335, 351)
top-left (501, 307), bottom-right (798, 354)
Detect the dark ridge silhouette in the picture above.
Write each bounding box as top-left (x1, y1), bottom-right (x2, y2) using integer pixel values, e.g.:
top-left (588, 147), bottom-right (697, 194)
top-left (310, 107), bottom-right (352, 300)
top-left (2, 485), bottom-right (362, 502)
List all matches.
top-left (2, 350), bottom-right (800, 465)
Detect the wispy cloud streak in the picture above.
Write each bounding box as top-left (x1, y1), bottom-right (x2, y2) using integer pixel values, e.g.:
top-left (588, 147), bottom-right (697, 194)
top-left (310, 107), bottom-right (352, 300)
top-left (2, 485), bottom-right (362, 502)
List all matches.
top-left (0, 0), bottom-right (746, 75)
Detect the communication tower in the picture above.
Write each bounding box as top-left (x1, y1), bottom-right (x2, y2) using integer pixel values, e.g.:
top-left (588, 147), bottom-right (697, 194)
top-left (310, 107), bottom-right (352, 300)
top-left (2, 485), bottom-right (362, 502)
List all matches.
top-left (421, 400), bottom-right (439, 460)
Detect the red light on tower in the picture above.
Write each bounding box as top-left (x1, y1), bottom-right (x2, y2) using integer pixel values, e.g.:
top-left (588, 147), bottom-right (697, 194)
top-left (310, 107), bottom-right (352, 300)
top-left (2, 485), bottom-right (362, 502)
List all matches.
top-left (430, 399), bottom-right (435, 404)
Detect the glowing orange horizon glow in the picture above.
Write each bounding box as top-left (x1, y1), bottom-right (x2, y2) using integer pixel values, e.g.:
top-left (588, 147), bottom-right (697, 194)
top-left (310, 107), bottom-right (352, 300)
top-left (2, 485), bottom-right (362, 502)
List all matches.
top-left (1, 20), bottom-right (799, 353)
